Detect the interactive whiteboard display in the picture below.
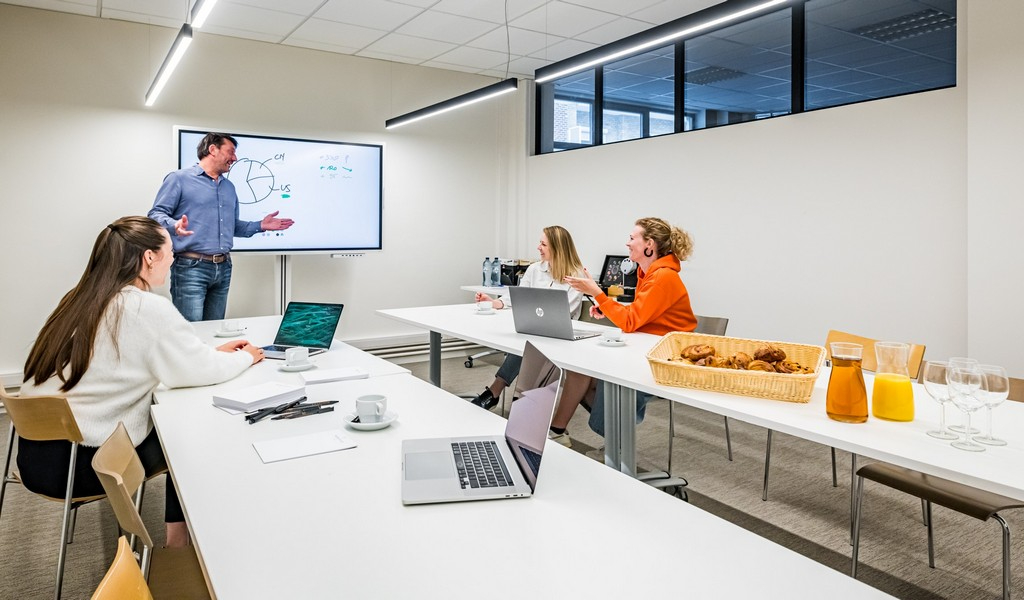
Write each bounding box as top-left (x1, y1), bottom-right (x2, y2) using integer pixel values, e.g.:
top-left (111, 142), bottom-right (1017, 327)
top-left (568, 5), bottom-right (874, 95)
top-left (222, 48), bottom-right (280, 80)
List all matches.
top-left (177, 129), bottom-right (383, 253)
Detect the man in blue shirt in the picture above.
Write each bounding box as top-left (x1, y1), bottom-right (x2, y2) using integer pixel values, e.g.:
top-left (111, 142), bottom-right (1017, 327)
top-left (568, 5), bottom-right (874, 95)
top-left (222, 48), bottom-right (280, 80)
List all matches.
top-left (149, 133), bottom-right (294, 321)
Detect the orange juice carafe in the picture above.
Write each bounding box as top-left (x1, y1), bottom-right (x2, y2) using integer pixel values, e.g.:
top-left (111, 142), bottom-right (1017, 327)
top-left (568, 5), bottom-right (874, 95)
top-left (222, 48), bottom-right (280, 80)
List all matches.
top-left (871, 341), bottom-right (914, 421)
top-left (826, 342), bottom-right (868, 423)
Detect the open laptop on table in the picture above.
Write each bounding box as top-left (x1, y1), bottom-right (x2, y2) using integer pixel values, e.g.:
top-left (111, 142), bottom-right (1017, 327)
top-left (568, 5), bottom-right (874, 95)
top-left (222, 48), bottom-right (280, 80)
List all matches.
top-left (402, 342), bottom-right (563, 505)
top-left (261, 302), bottom-right (344, 359)
top-left (508, 286), bottom-right (601, 341)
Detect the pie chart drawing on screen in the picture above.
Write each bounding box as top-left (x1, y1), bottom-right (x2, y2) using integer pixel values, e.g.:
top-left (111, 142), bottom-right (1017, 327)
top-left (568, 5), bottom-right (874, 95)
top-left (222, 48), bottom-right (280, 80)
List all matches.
top-left (226, 158), bottom-right (276, 204)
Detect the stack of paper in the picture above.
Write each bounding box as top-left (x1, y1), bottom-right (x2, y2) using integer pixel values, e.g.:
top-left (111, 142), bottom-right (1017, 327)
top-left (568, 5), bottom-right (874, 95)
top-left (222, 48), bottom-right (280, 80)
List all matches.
top-left (300, 366), bottom-right (369, 385)
top-left (212, 381), bottom-right (306, 411)
top-left (253, 429), bottom-right (356, 463)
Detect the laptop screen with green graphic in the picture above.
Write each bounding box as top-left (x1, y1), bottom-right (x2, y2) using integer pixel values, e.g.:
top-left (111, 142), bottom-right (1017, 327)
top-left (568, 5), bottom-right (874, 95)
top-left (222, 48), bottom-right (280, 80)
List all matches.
top-left (261, 302), bottom-right (344, 359)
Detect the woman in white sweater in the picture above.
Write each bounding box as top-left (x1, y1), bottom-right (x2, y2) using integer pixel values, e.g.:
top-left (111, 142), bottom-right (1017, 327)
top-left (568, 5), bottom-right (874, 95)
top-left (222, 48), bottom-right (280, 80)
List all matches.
top-left (469, 225), bottom-right (584, 425)
top-left (19, 216), bottom-right (264, 547)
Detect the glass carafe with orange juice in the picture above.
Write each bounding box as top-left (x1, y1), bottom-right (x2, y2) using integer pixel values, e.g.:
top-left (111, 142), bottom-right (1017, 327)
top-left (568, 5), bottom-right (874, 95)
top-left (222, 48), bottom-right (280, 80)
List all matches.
top-left (826, 342), bottom-right (868, 423)
top-left (871, 341), bottom-right (915, 421)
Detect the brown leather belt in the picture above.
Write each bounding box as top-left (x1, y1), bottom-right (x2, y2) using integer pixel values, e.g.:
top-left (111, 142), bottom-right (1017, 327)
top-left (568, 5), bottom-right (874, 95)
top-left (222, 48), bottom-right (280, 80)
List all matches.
top-left (176, 251), bottom-right (230, 264)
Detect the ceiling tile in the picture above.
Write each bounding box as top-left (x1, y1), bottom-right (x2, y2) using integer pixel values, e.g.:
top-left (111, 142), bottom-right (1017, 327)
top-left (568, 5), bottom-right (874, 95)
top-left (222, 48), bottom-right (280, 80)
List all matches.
top-left (429, 45), bottom-right (511, 71)
top-left (102, 0), bottom-right (183, 21)
top-left (3, 0), bottom-right (96, 16)
top-left (360, 31), bottom-right (456, 62)
top-left (202, 2), bottom-right (305, 38)
top-left (530, 37), bottom-right (598, 62)
top-left (286, 18), bottom-right (387, 50)
top-left (282, 38), bottom-right (366, 55)
top-left (511, 0), bottom-right (618, 38)
top-left (467, 26), bottom-right (563, 57)
top-left (396, 10), bottom-right (499, 45)
top-left (101, 8), bottom-right (181, 28)
top-left (576, 16), bottom-right (652, 45)
top-left (419, 60), bottom-right (487, 75)
top-left (388, 0), bottom-right (442, 8)
top-left (227, 0), bottom-right (325, 14)
top-left (561, 0), bottom-right (661, 17)
top-left (315, 0), bottom-right (423, 31)
top-left (354, 48), bottom-right (423, 65)
top-left (629, 0), bottom-right (720, 25)
top-left (430, 0), bottom-right (549, 24)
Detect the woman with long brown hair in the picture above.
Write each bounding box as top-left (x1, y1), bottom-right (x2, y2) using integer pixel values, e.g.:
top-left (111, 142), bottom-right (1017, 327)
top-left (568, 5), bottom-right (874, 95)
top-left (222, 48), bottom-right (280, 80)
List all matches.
top-left (19, 216), bottom-right (264, 546)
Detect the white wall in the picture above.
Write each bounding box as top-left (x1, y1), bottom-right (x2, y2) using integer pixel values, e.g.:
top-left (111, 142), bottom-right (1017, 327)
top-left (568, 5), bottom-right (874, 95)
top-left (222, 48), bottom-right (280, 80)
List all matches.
top-left (0, 5), bottom-right (514, 378)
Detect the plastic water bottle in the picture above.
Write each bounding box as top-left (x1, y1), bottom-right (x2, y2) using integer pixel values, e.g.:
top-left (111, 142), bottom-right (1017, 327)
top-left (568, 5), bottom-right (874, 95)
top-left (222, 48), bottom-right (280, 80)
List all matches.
top-left (482, 257), bottom-right (491, 286)
top-left (491, 257), bottom-right (501, 287)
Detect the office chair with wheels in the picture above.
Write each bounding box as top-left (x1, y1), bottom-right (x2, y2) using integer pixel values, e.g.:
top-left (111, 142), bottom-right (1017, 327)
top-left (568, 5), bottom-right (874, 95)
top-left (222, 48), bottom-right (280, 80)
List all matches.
top-left (92, 422), bottom-right (210, 599)
top-left (91, 535), bottom-right (153, 600)
top-left (464, 273), bottom-right (514, 369)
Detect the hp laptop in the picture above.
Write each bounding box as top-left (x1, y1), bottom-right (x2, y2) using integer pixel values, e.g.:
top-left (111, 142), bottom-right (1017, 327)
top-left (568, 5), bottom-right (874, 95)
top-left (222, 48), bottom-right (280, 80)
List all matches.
top-left (261, 302), bottom-right (344, 359)
top-left (402, 342), bottom-right (563, 505)
top-left (508, 287), bottom-right (601, 341)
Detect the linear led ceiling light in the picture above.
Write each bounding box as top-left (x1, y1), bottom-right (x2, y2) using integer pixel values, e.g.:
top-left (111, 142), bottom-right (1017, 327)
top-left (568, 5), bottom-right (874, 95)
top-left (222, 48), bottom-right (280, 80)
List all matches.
top-left (144, 24), bottom-right (193, 107)
top-left (190, 0), bottom-right (219, 29)
top-left (535, 0), bottom-right (788, 84)
top-left (385, 78), bottom-right (518, 130)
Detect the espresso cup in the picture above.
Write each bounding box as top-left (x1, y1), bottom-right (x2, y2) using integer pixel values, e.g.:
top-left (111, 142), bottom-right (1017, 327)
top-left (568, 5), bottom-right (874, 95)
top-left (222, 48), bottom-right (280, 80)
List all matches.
top-left (476, 300), bottom-right (492, 312)
top-left (356, 394), bottom-right (387, 423)
top-left (285, 347), bottom-right (310, 366)
top-left (222, 319), bottom-right (241, 333)
top-left (602, 327), bottom-right (623, 343)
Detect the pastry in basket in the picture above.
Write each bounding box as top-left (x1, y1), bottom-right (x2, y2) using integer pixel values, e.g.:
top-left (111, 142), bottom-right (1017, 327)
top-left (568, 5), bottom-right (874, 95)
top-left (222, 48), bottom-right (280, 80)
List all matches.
top-left (681, 344), bottom-right (716, 361)
top-left (774, 359), bottom-right (810, 374)
top-left (704, 355), bottom-right (735, 369)
top-left (732, 351), bottom-right (752, 369)
top-left (753, 344), bottom-right (786, 363)
top-left (746, 359), bottom-right (776, 372)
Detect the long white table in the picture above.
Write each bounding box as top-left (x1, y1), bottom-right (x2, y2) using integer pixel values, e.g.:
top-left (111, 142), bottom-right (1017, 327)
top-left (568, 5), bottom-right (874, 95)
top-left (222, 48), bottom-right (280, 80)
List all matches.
top-left (151, 352), bottom-right (889, 598)
top-left (377, 304), bottom-right (1024, 501)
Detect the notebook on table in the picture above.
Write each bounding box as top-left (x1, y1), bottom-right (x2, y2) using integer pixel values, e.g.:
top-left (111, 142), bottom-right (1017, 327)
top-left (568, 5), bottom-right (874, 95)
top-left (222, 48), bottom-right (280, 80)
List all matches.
top-left (402, 342), bottom-right (563, 505)
top-left (508, 286), bottom-right (600, 341)
top-left (261, 302), bottom-right (344, 359)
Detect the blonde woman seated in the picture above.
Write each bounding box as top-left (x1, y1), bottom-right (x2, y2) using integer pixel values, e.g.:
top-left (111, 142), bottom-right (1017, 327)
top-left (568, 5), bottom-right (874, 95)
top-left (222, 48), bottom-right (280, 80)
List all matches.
top-left (559, 217), bottom-right (697, 442)
top-left (19, 216), bottom-right (264, 547)
top-left (470, 226), bottom-right (585, 428)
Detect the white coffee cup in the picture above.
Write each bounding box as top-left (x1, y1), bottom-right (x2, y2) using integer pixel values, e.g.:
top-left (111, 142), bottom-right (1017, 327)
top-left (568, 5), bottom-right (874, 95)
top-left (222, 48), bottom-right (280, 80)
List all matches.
top-left (356, 394), bottom-right (387, 423)
top-left (602, 327), bottom-right (623, 343)
top-left (476, 300), bottom-right (492, 312)
top-left (285, 347), bottom-right (310, 367)
top-left (222, 319), bottom-right (241, 333)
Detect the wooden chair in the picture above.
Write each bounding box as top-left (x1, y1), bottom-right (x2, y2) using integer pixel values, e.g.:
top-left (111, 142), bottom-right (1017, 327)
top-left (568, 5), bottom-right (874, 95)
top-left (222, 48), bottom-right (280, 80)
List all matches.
top-left (852, 378), bottom-right (1023, 599)
top-left (91, 535), bottom-right (153, 600)
top-left (0, 386), bottom-right (106, 600)
top-left (761, 329), bottom-right (925, 502)
top-left (92, 423), bottom-right (210, 599)
top-left (638, 315), bottom-right (730, 497)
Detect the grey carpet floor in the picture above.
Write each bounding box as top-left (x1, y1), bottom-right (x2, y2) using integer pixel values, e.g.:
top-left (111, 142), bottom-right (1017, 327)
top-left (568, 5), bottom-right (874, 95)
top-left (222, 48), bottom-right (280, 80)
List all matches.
top-left (0, 354), bottom-right (1019, 599)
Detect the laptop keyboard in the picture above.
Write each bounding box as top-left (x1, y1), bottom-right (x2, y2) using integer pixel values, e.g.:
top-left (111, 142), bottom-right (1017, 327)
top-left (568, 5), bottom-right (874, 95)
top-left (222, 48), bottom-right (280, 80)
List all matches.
top-left (519, 446), bottom-right (542, 477)
top-left (452, 441), bottom-right (513, 489)
top-left (264, 345), bottom-right (291, 352)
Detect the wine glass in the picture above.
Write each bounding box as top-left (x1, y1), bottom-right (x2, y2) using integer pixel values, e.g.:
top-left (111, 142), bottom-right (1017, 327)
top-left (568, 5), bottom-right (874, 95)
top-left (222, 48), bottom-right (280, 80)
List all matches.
top-left (921, 361), bottom-right (957, 440)
top-left (946, 365), bottom-right (986, 452)
top-left (946, 357), bottom-right (981, 434)
top-left (973, 365), bottom-right (1009, 446)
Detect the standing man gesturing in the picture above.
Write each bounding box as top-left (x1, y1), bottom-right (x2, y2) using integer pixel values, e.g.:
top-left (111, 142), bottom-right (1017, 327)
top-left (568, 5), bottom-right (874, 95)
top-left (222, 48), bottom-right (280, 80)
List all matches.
top-left (149, 132), bottom-right (294, 321)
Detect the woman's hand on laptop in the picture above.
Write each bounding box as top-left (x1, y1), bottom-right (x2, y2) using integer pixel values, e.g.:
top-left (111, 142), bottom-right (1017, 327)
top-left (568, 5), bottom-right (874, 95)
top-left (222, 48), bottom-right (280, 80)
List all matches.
top-left (217, 340), bottom-right (265, 364)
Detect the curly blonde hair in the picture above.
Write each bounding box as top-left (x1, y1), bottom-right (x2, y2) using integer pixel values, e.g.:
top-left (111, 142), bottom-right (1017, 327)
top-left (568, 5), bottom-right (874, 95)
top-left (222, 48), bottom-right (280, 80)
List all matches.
top-left (635, 217), bottom-right (693, 262)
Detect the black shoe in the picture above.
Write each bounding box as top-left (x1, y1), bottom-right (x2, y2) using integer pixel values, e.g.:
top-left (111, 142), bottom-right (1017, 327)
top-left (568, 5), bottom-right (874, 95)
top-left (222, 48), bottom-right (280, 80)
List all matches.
top-left (470, 388), bottom-right (498, 410)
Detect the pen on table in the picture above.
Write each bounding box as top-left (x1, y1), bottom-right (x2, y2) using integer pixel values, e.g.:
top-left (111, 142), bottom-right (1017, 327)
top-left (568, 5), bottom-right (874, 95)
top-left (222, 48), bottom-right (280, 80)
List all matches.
top-left (272, 406), bottom-right (335, 420)
top-left (277, 400), bottom-right (338, 414)
top-left (246, 396), bottom-right (308, 424)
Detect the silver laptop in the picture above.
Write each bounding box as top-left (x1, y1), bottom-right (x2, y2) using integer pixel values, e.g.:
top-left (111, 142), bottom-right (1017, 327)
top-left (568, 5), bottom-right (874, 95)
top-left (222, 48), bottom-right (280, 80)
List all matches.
top-left (508, 286), bottom-right (600, 341)
top-left (261, 302), bottom-right (344, 359)
top-left (402, 342), bottom-right (563, 505)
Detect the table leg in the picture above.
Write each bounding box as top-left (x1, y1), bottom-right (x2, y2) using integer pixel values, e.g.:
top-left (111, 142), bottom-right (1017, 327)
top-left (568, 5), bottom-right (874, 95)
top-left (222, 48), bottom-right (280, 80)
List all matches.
top-left (603, 381), bottom-right (620, 470)
top-left (429, 331), bottom-right (441, 387)
top-left (602, 382), bottom-right (637, 477)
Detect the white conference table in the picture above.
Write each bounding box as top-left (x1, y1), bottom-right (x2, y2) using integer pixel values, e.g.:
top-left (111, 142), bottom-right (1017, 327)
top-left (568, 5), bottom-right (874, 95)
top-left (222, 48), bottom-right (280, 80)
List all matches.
top-left (151, 351), bottom-right (889, 599)
top-left (376, 304), bottom-right (1024, 502)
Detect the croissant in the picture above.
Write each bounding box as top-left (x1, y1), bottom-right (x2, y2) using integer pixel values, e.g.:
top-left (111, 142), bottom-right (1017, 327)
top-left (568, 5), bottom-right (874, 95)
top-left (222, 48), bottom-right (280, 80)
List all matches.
top-left (753, 344), bottom-right (786, 363)
top-left (746, 360), bottom-right (776, 372)
top-left (705, 356), bottom-right (733, 369)
top-left (732, 352), bottom-right (752, 369)
top-left (681, 344), bottom-right (716, 361)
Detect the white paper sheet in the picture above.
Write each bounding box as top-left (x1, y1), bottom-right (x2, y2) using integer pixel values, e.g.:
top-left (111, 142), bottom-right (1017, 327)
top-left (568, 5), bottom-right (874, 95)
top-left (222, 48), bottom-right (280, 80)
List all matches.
top-left (253, 429), bottom-right (356, 463)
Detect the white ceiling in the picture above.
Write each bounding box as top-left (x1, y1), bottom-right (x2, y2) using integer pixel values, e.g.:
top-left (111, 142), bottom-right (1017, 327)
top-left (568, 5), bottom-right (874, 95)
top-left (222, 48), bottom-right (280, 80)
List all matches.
top-left (1, 0), bottom-right (721, 79)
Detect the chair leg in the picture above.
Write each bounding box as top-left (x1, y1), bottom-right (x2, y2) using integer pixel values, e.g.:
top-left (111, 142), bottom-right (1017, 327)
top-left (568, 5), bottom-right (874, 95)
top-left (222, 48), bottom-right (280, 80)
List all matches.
top-left (55, 442), bottom-right (79, 600)
top-left (67, 506), bottom-right (78, 544)
top-left (921, 498), bottom-right (929, 526)
top-left (0, 422), bottom-right (14, 521)
top-left (926, 500), bottom-right (935, 568)
top-left (723, 416), bottom-right (733, 462)
top-left (831, 447), bottom-right (838, 487)
top-left (762, 430), bottom-right (773, 501)
top-left (851, 474), bottom-right (865, 578)
top-left (992, 513), bottom-right (1011, 600)
top-left (849, 454), bottom-right (858, 545)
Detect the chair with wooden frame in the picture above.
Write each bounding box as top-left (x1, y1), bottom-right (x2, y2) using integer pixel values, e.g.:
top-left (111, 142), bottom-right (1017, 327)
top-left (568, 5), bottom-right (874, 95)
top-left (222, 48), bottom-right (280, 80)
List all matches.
top-left (852, 377), bottom-right (1024, 600)
top-left (761, 330), bottom-right (926, 503)
top-left (638, 315), bottom-right (730, 498)
top-left (91, 535), bottom-right (153, 600)
top-left (92, 422), bottom-right (209, 599)
top-left (0, 386), bottom-right (107, 600)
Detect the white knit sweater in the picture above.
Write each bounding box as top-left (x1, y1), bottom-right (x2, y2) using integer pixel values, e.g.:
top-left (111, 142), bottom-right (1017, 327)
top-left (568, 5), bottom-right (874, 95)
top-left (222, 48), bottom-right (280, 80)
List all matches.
top-left (21, 286), bottom-right (253, 447)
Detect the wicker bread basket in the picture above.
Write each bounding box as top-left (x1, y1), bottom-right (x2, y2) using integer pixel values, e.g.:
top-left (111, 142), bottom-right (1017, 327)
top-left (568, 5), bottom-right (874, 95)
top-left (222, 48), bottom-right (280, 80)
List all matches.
top-left (646, 332), bottom-right (825, 403)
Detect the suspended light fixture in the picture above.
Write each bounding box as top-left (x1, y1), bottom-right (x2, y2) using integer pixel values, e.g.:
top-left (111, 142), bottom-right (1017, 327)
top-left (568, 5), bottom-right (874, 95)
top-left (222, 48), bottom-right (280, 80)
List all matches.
top-left (144, 24), bottom-right (193, 107)
top-left (385, 77), bottom-right (518, 130)
top-left (190, 0), bottom-right (219, 28)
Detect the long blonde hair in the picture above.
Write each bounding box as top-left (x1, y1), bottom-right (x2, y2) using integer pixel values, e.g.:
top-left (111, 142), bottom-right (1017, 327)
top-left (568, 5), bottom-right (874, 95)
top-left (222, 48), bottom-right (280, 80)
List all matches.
top-left (543, 225), bottom-right (584, 281)
top-left (635, 217), bottom-right (693, 262)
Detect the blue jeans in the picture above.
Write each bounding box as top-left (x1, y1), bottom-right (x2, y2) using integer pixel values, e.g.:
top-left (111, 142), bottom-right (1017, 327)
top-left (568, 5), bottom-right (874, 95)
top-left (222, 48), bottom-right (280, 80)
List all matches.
top-left (495, 353), bottom-right (523, 387)
top-left (170, 257), bottom-right (232, 322)
top-left (588, 381), bottom-right (653, 436)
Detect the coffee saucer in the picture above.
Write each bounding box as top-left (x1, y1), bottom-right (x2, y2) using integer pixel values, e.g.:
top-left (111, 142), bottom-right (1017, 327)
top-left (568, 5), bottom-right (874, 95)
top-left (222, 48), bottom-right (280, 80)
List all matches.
top-left (214, 329), bottom-right (245, 338)
top-left (280, 361), bottom-right (316, 372)
top-left (474, 309), bottom-right (495, 316)
top-left (598, 339), bottom-right (626, 347)
top-left (344, 411), bottom-right (398, 431)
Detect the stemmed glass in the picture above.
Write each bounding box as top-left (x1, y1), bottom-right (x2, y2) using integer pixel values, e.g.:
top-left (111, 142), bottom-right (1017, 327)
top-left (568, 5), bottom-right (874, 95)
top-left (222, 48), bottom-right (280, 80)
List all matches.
top-left (921, 361), bottom-right (957, 440)
top-left (974, 365), bottom-right (1009, 446)
top-left (947, 357), bottom-right (981, 434)
top-left (946, 365), bottom-right (987, 452)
